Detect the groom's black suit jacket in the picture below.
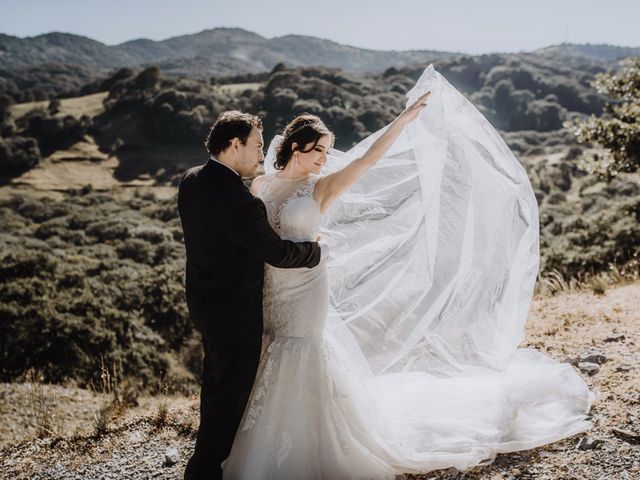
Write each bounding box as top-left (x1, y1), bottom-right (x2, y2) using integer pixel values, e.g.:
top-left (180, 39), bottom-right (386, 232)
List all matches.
top-left (178, 158), bottom-right (321, 335)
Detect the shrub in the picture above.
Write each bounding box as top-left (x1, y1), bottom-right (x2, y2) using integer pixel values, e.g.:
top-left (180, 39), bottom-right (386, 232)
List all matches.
top-left (525, 100), bottom-right (565, 131)
top-left (86, 220), bottom-right (130, 241)
top-left (0, 136), bottom-right (41, 176)
top-left (139, 265), bottom-right (190, 349)
top-left (133, 66), bottom-right (161, 90)
top-left (25, 113), bottom-right (92, 155)
top-left (48, 98), bottom-right (61, 115)
top-left (132, 225), bottom-right (173, 244)
top-left (117, 238), bottom-right (154, 264)
top-left (0, 251), bottom-right (58, 280)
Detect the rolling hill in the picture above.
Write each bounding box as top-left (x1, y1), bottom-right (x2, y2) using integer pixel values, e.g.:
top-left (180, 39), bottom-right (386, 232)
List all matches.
top-left (0, 27), bottom-right (458, 76)
top-left (4, 27), bottom-right (637, 78)
top-left (534, 43), bottom-right (640, 62)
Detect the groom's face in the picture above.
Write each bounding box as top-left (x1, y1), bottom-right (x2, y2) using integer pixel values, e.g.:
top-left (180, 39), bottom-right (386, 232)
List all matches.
top-left (237, 127), bottom-right (265, 177)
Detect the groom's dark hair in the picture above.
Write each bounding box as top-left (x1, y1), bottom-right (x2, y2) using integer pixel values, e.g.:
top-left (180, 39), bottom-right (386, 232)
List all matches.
top-left (205, 110), bottom-right (263, 156)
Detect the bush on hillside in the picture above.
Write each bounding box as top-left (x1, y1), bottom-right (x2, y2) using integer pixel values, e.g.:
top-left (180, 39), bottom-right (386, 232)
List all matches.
top-left (0, 136), bottom-right (41, 176)
top-left (22, 111), bottom-right (92, 155)
top-left (0, 192), bottom-right (198, 391)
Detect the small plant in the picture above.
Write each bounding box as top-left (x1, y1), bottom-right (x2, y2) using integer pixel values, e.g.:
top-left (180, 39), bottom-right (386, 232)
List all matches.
top-left (91, 358), bottom-right (129, 435)
top-left (602, 261), bottom-right (640, 287)
top-left (589, 276), bottom-right (609, 296)
top-left (154, 401), bottom-right (170, 427)
top-left (21, 369), bottom-right (63, 438)
top-left (92, 401), bottom-right (112, 436)
top-left (165, 401), bottom-right (199, 439)
top-left (535, 261), bottom-right (637, 297)
top-left (536, 269), bottom-right (575, 296)
top-left (152, 373), bottom-right (171, 427)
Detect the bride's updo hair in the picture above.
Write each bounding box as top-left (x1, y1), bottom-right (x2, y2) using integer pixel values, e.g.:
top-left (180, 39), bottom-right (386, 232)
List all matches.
top-left (275, 114), bottom-right (333, 170)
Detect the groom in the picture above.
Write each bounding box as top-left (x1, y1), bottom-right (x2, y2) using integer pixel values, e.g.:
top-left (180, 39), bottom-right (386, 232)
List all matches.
top-left (178, 111), bottom-right (322, 480)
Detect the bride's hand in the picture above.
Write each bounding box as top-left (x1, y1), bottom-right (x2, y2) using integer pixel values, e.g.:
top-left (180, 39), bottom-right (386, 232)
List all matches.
top-left (313, 91), bottom-right (430, 213)
top-left (395, 91), bottom-right (431, 125)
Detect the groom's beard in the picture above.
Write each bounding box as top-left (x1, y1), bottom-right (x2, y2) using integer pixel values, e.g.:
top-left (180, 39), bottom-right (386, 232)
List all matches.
top-left (239, 159), bottom-right (260, 178)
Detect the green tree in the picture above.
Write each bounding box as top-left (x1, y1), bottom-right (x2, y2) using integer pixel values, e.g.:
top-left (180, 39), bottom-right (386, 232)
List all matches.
top-left (565, 57), bottom-right (640, 179)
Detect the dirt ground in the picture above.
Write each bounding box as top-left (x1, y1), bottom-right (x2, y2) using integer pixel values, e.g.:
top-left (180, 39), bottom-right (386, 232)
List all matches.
top-left (415, 281), bottom-right (640, 480)
top-left (0, 282), bottom-right (638, 479)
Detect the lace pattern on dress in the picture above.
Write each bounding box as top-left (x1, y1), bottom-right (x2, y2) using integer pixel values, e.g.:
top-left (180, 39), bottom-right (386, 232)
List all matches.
top-left (259, 174), bottom-right (320, 235)
top-left (239, 336), bottom-right (357, 462)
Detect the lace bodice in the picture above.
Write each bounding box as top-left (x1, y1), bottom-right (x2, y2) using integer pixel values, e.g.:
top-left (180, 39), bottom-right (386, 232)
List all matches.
top-left (257, 173), bottom-right (323, 242)
top-left (254, 173), bottom-right (328, 339)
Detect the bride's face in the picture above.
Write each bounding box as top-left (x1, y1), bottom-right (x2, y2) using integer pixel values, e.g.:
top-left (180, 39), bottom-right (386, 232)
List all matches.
top-left (292, 134), bottom-right (333, 174)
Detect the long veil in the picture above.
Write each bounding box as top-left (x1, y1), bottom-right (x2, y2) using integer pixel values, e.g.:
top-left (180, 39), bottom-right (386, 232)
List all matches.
top-left (264, 64), bottom-right (593, 460)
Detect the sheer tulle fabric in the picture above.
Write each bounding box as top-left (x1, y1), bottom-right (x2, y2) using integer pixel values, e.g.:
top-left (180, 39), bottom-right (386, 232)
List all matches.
top-left (225, 64), bottom-right (594, 478)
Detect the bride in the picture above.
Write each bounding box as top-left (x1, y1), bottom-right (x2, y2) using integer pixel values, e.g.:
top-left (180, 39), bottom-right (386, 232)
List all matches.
top-left (222, 65), bottom-right (594, 479)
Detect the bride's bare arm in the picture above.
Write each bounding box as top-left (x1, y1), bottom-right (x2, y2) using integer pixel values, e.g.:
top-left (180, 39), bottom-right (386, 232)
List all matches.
top-left (314, 91), bottom-right (431, 213)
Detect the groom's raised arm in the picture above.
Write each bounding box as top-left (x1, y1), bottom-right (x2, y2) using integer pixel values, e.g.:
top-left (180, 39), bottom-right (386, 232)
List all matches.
top-left (221, 192), bottom-right (321, 269)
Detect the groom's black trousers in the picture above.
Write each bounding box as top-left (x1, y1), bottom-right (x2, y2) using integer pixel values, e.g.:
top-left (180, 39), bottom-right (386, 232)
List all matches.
top-left (178, 159), bottom-right (320, 480)
top-left (185, 296), bottom-right (263, 480)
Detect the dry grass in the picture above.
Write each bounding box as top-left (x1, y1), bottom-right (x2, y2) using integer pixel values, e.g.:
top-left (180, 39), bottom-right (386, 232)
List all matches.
top-left (8, 92), bottom-right (108, 120)
top-left (19, 370), bottom-right (63, 439)
top-left (535, 262), bottom-right (640, 297)
top-left (90, 359), bottom-right (134, 436)
top-left (151, 375), bottom-right (172, 428)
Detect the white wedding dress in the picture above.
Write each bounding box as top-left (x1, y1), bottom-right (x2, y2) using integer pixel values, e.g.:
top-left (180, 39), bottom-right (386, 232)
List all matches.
top-left (222, 65), bottom-right (594, 479)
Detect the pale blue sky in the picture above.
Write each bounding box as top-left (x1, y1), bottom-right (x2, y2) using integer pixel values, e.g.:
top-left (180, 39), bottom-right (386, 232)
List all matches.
top-left (1, 0), bottom-right (638, 54)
